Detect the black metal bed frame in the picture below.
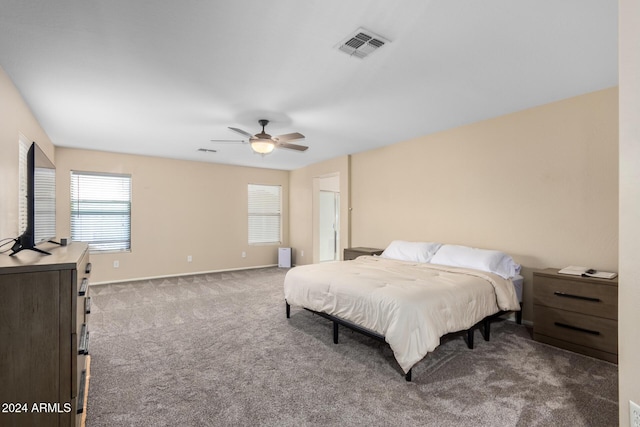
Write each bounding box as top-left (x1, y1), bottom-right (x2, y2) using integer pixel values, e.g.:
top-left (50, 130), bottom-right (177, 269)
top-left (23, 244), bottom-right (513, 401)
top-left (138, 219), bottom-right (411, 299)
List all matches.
top-left (285, 301), bottom-right (510, 382)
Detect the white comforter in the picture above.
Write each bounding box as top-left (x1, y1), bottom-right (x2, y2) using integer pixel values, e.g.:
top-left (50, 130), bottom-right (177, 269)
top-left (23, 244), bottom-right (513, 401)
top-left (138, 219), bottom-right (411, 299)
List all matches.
top-left (283, 256), bottom-right (521, 373)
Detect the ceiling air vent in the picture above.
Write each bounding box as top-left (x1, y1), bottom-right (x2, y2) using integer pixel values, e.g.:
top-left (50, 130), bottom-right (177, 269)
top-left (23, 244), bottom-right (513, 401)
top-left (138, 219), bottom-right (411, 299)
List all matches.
top-left (337, 28), bottom-right (389, 59)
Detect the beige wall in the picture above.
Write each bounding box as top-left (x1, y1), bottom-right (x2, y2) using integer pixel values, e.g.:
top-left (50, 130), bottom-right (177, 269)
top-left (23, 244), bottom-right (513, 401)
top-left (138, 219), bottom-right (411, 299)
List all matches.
top-left (619, 0), bottom-right (640, 424)
top-left (0, 67), bottom-right (55, 240)
top-left (350, 87), bottom-right (619, 323)
top-left (289, 155), bottom-right (350, 265)
top-left (55, 148), bottom-right (289, 283)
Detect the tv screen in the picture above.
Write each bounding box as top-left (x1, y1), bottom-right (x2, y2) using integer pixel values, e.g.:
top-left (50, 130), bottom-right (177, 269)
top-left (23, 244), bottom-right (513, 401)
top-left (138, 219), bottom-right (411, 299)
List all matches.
top-left (11, 142), bottom-right (56, 255)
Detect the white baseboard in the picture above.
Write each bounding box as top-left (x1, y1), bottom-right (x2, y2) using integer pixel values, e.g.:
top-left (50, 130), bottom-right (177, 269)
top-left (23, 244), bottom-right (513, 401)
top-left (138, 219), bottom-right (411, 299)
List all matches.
top-left (91, 264), bottom-right (279, 285)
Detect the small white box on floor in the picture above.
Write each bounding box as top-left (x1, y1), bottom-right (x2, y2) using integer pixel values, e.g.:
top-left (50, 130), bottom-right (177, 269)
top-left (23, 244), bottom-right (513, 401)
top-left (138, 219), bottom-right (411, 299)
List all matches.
top-left (278, 247), bottom-right (292, 268)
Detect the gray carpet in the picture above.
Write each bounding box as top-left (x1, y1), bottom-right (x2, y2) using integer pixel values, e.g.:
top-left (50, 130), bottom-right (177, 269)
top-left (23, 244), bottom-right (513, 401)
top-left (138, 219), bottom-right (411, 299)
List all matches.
top-left (86, 267), bottom-right (618, 426)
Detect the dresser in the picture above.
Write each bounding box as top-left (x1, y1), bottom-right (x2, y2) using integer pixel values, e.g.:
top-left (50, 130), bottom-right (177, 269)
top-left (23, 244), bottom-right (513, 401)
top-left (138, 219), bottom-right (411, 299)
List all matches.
top-left (0, 242), bottom-right (91, 426)
top-left (343, 247), bottom-right (384, 261)
top-left (533, 268), bottom-right (618, 363)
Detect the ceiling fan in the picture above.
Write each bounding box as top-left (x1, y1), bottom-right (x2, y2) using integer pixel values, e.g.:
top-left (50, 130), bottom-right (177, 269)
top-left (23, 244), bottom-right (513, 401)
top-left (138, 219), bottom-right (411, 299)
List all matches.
top-left (210, 119), bottom-right (307, 154)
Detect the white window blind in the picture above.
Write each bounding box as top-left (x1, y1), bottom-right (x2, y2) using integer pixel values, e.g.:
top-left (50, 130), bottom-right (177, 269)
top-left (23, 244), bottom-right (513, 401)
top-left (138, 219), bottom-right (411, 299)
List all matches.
top-left (33, 167), bottom-right (56, 242)
top-left (70, 171), bottom-right (131, 252)
top-left (248, 184), bottom-right (281, 245)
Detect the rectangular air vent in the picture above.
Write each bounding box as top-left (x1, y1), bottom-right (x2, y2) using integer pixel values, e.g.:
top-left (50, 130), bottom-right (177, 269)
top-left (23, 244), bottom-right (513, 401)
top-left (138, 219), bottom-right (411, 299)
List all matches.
top-left (337, 28), bottom-right (390, 59)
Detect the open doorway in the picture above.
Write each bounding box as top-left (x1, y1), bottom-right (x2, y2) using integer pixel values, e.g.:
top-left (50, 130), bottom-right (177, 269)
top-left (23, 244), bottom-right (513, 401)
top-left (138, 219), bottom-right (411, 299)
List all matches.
top-left (319, 190), bottom-right (340, 262)
top-left (315, 174), bottom-right (340, 263)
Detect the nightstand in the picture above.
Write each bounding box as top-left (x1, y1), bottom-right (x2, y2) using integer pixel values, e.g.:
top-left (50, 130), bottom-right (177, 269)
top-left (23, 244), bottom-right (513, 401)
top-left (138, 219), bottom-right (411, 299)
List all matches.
top-left (343, 247), bottom-right (384, 261)
top-left (533, 268), bottom-right (618, 363)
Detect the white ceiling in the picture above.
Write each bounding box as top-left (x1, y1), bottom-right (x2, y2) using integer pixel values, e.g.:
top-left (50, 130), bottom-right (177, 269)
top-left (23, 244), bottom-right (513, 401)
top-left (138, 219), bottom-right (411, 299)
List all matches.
top-left (0, 0), bottom-right (617, 171)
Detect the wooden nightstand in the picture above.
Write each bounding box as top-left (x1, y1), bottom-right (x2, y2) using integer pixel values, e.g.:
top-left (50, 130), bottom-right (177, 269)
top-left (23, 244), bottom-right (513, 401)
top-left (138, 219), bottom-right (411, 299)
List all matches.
top-left (533, 268), bottom-right (618, 363)
top-left (343, 247), bottom-right (383, 261)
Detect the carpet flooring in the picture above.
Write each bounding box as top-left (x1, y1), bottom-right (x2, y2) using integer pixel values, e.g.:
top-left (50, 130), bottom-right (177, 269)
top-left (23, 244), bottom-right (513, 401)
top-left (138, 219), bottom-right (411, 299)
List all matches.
top-left (86, 267), bottom-right (618, 426)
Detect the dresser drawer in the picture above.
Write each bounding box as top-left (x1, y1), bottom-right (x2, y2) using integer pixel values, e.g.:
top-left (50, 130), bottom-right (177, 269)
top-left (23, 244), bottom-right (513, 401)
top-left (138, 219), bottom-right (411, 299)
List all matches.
top-left (76, 355), bottom-right (88, 415)
top-left (77, 290), bottom-right (90, 323)
top-left (534, 305), bottom-right (617, 354)
top-left (533, 276), bottom-right (617, 320)
top-left (78, 250), bottom-right (92, 278)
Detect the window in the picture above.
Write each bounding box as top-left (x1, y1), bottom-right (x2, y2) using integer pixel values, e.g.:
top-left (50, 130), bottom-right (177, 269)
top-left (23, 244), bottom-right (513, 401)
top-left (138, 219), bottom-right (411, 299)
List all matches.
top-left (70, 171), bottom-right (131, 252)
top-left (248, 184), bottom-right (281, 245)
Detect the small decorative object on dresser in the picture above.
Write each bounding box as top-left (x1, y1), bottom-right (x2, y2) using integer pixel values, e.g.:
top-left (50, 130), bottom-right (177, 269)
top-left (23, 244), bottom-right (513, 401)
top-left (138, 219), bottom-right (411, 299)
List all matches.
top-left (533, 268), bottom-right (618, 363)
top-left (343, 247), bottom-right (383, 261)
top-left (0, 242), bottom-right (91, 426)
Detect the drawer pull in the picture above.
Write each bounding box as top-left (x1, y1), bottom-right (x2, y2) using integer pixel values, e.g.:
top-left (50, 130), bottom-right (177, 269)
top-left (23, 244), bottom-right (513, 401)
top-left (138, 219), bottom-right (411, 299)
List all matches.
top-left (79, 278), bottom-right (89, 296)
top-left (553, 291), bottom-right (600, 303)
top-left (79, 324), bottom-right (90, 354)
top-left (85, 297), bottom-right (91, 314)
top-left (554, 322), bottom-right (600, 336)
top-left (85, 263), bottom-right (92, 274)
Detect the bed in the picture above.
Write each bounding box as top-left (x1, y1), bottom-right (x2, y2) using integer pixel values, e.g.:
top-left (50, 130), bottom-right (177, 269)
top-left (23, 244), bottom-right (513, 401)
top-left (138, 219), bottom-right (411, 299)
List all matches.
top-left (283, 241), bottom-right (522, 381)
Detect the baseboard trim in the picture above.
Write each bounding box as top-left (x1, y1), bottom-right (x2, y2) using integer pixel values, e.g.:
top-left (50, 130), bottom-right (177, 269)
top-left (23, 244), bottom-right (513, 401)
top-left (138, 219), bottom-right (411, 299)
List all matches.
top-left (91, 264), bottom-right (279, 285)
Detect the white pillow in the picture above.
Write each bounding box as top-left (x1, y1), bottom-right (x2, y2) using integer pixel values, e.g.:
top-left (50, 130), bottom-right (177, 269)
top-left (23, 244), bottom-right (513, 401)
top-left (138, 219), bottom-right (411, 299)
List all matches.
top-left (429, 244), bottom-right (520, 279)
top-left (380, 240), bottom-right (442, 263)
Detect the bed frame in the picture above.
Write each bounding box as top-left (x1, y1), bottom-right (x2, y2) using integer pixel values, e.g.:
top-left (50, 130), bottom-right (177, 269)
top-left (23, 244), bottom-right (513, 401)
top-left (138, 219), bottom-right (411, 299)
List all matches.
top-left (285, 301), bottom-right (507, 382)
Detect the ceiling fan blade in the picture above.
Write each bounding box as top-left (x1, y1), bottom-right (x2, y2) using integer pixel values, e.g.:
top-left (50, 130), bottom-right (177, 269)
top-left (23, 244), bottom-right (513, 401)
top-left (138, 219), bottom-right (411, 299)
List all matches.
top-left (228, 127), bottom-right (255, 139)
top-left (277, 142), bottom-right (308, 152)
top-left (210, 139), bottom-right (245, 143)
top-left (275, 132), bottom-right (305, 142)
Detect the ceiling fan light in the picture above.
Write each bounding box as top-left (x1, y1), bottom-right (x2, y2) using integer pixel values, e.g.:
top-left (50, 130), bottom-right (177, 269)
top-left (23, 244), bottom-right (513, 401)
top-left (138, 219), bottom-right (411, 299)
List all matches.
top-left (250, 138), bottom-right (275, 154)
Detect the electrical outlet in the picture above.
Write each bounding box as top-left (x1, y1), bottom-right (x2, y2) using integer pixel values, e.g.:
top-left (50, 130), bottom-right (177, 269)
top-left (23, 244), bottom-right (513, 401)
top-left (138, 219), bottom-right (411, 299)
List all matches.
top-left (113, 260), bottom-right (119, 268)
top-left (187, 255), bottom-right (192, 262)
top-left (241, 251), bottom-right (246, 258)
top-left (301, 250), bottom-right (304, 257)
top-left (631, 400), bottom-right (640, 427)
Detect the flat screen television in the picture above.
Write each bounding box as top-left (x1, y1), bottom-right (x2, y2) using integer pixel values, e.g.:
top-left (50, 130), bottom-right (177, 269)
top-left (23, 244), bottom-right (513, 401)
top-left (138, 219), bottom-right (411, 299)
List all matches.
top-left (11, 141), bottom-right (57, 256)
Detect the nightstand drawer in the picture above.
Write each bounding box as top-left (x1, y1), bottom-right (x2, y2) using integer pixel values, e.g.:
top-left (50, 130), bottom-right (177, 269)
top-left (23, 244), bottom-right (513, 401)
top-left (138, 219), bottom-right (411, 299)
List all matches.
top-left (533, 276), bottom-right (617, 320)
top-left (534, 305), bottom-right (617, 354)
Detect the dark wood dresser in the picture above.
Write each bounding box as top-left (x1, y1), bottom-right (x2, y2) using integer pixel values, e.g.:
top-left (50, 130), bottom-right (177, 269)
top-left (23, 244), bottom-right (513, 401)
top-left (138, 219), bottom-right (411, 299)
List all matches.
top-left (343, 247), bottom-right (384, 261)
top-left (0, 242), bottom-right (91, 426)
top-left (533, 268), bottom-right (618, 363)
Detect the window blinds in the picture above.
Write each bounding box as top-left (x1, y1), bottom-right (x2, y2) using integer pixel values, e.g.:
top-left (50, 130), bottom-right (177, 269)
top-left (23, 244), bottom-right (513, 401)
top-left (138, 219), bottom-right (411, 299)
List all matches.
top-left (248, 184), bottom-right (281, 245)
top-left (70, 171), bottom-right (131, 252)
top-left (33, 167), bottom-right (56, 242)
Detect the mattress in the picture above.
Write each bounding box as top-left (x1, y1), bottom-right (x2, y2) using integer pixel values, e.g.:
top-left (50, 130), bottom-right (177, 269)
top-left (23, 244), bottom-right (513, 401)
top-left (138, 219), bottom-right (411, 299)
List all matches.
top-left (284, 256), bottom-right (521, 373)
